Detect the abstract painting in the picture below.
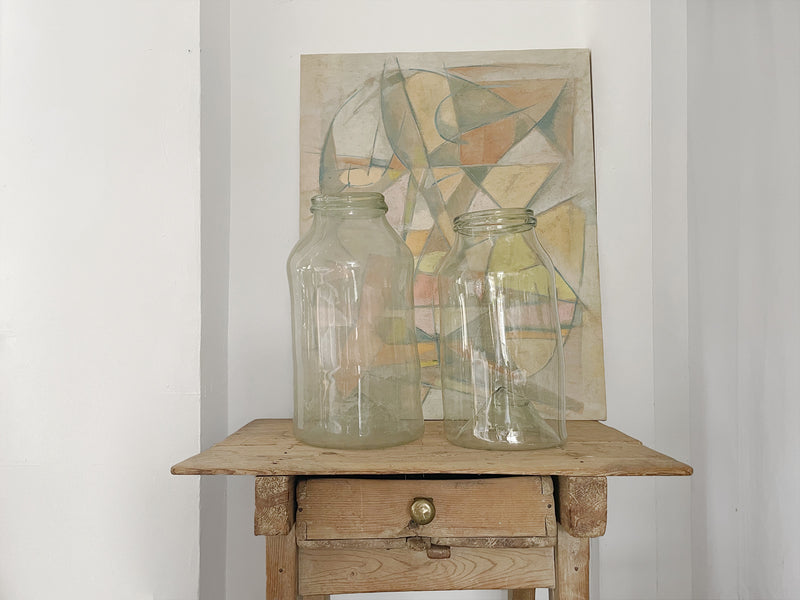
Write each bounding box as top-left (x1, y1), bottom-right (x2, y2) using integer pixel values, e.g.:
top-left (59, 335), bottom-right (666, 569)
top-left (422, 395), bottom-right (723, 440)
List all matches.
top-left (299, 49), bottom-right (606, 419)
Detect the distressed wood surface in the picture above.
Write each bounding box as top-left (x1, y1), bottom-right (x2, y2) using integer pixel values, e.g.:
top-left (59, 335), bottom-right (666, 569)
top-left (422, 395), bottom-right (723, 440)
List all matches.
top-left (255, 476), bottom-right (295, 536)
top-left (265, 525), bottom-right (297, 600)
top-left (555, 476), bottom-right (607, 538)
top-left (295, 536), bottom-right (556, 550)
top-left (431, 536), bottom-right (556, 549)
top-left (296, 477), bottom-right (552, 540)
top-left (171, 420), bottom-right (693, 477)
top-left (550, 525), bottom-right (590, 600)
top-left (509, 591), bottom-right (536, 600)
top-left (298, 546), bottom-right (555, 595)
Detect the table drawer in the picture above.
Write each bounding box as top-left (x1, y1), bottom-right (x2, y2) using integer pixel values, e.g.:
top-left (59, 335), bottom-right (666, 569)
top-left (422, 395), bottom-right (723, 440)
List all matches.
top-left (298, 545), bottom-right (555, 595)
top-left (295, 476), bottom-right (555, 541)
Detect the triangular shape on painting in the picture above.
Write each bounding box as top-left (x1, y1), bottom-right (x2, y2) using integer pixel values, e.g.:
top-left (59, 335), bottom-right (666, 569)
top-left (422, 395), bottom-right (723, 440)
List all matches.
top-left (445, 74), bottom-right (519, 134)
top-left (536, 79), bottom-right (575, 156)
top-left (534, 199), bottom-right (586, 287)
top-left (416, 223), bottom-right (451, 275)
top-left (383, 173), bottom-right (411, 230)
top-left (481, 164), bottom-right (559, 208)
top-left (499, 127), bottom-right (564, 166)
top-left (444, 170), bottom-right (482, 218)
top-left (463, 165), bottom-right (492, 187)
top-left (467, 189), bottom-right (502, 212)
top-left (431, 168), bottom-right (465, 204)
top-left (444, 65), bottom-right (566, 120)
top-left (401, 172), bottom-right (419, 237)
top-left (513, 112), bottom-right (539, 146)
top-left (380, 64), bottom-right (430, 170)
top-left (491, 78), bottom-right (568, 120)
top-left (319, 130), bottom-right (345, 194)
top-left (428, 140), bottom-right (461, 167)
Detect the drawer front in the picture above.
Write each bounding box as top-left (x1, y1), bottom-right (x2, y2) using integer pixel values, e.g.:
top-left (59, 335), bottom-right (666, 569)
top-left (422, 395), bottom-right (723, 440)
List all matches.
top-left (298, 545), bottom-right (555, 595)
top-left (296, 476), bottom-right (555, 541)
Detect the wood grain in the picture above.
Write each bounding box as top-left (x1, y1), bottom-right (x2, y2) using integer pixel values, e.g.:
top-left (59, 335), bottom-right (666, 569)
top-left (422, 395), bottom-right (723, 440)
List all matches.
top-left (171, 420), bottom-right (693, 477)
top-left (296, 477), bottom-right (552, 540)
top-left (296, 536), bottom-right (556, 549)
top-left (556, 476), bottom-right (607, 538)
top-left (431, 536), bottom-right (556, 549)
top-left (508, 591), bottom-right (536, 600)
top-left (298, 546), bottom-right (555, 595)
top-left (255, 476), bottom-right (295, 536)
top-left (550, 525), bottom-right (590, 600)
top-left (265, 525), bottom-right (297, 600)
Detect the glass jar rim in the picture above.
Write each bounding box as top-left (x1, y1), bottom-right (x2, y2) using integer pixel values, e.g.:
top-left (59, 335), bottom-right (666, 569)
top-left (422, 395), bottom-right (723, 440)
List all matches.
top-left (453, 208), bottom-right (536, 233)
top-left (310, 192), bottom-right (388, 213)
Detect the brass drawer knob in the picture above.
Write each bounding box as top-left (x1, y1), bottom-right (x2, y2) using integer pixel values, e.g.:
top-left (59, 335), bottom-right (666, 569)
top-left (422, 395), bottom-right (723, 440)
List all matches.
top-left (410, 497), bottom-right (435, 525)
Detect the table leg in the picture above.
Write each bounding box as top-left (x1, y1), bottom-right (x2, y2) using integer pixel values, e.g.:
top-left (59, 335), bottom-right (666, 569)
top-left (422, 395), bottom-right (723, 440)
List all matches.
top-left (265, 525), bottom-right (298, 600)
top-left (508, 589), bottom-right (536, 599)
top-left (555, 476), bottom-right (607, 538)
top-left (549, 525), bottom-right (589, 600)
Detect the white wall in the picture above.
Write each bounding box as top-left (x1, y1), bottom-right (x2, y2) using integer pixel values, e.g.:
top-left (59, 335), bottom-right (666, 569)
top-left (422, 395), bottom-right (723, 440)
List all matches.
top-left (200, 0), bottom-right (231, 598)
top-left (688, 1), bottom-right (800, 597)
top-left (0, 2), bottom-right (202, 598)
top-left (651, 2), bottom-right (692, 599)
top-left (227, 1), bottom-right (688, 598)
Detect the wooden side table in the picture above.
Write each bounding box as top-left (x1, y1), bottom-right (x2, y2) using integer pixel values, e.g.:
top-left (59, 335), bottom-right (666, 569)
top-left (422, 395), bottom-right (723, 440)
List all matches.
top-left (172, 419), bottom-right (691, 599)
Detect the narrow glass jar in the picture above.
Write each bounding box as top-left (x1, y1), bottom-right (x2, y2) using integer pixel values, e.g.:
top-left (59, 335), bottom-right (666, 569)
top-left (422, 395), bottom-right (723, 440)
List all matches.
top-left (287, 193), bottom-right (423, 449)
top-left (437, 208), bottom-right (567, 450)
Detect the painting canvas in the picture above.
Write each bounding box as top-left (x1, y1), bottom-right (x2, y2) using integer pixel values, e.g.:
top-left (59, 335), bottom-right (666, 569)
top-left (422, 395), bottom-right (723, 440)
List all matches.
top-left (299, 49), bottom-right (606, 420)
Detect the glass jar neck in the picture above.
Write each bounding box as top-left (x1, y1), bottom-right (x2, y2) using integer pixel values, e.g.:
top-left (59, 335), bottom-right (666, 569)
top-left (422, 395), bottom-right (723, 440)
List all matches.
top-left (311, 192), bottom-right (388, 219)
top-left (453, 208), bottom-right (536, 236)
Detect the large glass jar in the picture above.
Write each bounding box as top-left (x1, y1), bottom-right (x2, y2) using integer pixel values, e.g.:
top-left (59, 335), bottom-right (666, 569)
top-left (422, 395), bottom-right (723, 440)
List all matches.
top-left (437, 208), bottom-right (567, 450)
top-left (287, 193), bottom-right (423, 448)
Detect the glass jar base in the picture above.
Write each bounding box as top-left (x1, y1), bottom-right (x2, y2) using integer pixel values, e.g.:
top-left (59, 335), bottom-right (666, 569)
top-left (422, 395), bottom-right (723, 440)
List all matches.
top-left (293, 419), bottom-right (424, 450)
top-left (444, 418), bottom-right (566, 451)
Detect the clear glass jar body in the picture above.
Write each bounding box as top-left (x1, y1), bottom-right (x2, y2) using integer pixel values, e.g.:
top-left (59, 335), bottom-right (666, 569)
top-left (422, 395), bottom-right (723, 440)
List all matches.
top-left (287, 193), bottom-right (423, 449)
top-left (437, 208), bottom-right (567, 450)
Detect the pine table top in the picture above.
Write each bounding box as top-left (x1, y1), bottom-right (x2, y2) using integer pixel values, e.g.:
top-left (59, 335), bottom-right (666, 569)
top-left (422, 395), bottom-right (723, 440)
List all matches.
top-left (172, 419), bottom-right (691, 478)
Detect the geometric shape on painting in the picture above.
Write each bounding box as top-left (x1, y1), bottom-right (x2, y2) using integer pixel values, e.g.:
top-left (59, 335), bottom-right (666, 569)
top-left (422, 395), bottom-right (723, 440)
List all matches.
top-left (432, 94), bottom-right (460, 144)
top-left (535, 200), bottom-right (586, 290)
top-left (417, 341), bottom-right (438, 368)
top-left (405, 228), bottom-right (430, 257)
top-left (445, 74), bottom-right (519, 134)
top-left (499, 127), bottom-right (563, 166)
top-left (537, 79), bottom-right (575, 156)
top-left (413, 272), bottom-right (437, 306)
top-left (428, 141), bottom-right (461, 167)
top-left (414, 306), bottom-right (436, 338)
top-left (444, 173), bottom-right (483, 218)
top-left (459, 116), bottom-right (517, 166)
top-left (380, 69), bottom-right (429, 172)
top-left (467, 189), bottom-right (502, 213)
top-left (404, 70), bottom-right (452, 153)
top-left (431, 168), bottom-right (465, 203)
top-left (482, 164), bottom-right (559, 208)
top-left (494, 78), bottom-right (568, 121)
top-left (447, 64), bottom-right (567, 120)
top-left (462, 165), bottom-right (491, 187)
top-left (416, 224), bottom-right (451, 275)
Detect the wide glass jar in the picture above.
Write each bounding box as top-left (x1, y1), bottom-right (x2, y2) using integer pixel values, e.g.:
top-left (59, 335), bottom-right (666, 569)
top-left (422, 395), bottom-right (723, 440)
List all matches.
top-left (287, 193), bottom-right (423, 449)
top-left (437, 208), bottom-right (567, 450)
